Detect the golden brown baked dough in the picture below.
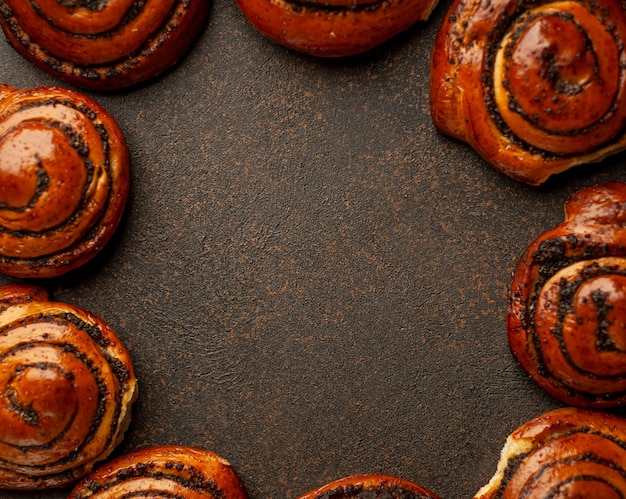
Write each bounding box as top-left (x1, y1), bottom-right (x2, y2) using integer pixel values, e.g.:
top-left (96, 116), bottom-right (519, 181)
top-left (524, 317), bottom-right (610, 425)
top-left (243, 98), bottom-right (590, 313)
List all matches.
top-left (296, 474), bottom-right (441, 498)
top-left (69, 446), bottom-right (248, 498)
top-left (475, 407), bottom-right (626, 498)
top-left (430, 0), bottom-right (626, 185)
top-left (0, 0), bottom-right (210, 90)
top-left (235, 0), bottom-right (439, 57)
top-left (508, 181), bottom-right (626, 408)
top-left (0, 83), bottom-right (129, 278)
top-left (0, 283), bottom-right (137, 490)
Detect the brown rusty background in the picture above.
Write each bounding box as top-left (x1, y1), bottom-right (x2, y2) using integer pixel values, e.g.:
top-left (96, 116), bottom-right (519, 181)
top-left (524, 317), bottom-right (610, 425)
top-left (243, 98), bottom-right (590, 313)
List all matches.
top-left (2, 1), bottom-right (626, 498)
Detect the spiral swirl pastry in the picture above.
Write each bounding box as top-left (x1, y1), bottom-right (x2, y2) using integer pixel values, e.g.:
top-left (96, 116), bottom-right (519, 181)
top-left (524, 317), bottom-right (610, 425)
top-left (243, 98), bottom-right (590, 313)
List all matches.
top-left (508, 181), bottom-right (626, 408)
top-left (296, 474), bottom-right (441, 499)
top-left (0, 0), bottom-right (210, 90)
top-left (475, 407), bottom-right (626, 499)
top-left (235, 0), bottom-right (439, 57)
top-left (69, 446), bottom-right (248, 498)
top-left (0, 83), bottom-right (130, 279)
top-left (430, 0), bottom-right (626, 185)
top-left (0, 283), bottom-right (137, 490)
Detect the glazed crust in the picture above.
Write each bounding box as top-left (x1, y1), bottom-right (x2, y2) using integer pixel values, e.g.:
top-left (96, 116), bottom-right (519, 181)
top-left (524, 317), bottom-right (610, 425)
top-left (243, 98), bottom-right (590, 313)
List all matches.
top-left (475, 407), bottom-right (626, 499)
top-left (235, 0), bottom-right (439, 57)
top-left (296, 474), bottom-right (441, 498)
top-left (68, 446), bottom-right (248, 498)
top-left (0, 83), bottom-right (129, 278)
top-left (0, 283), bottom-right (137, 490)
top-left (430, 0), bottom-right (626, 185)
top-left (508, 181), bottom-right (626, 408)
top-left (0, 0), bottom-right (210, 90)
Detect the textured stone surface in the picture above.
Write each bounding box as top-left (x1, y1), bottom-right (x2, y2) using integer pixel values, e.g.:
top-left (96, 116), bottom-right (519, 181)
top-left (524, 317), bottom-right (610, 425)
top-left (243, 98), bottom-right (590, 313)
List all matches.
top-left (1, 1), bottom-right (626, 498)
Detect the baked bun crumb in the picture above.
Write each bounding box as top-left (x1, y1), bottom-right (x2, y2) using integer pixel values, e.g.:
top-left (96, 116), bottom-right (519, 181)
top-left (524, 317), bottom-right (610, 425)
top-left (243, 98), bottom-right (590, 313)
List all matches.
top-left (475, 408), bottom-right (626, 498)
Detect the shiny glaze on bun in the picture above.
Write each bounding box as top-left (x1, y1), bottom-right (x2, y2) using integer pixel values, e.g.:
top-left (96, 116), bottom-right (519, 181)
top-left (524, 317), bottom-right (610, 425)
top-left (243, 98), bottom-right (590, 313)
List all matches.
top-left (475, 408), bottom-right (626, 498)
top-left (0, 283), bottom-right (137, 490)
top-left (69, 446), bottom-right (248, 498)
top-left (509, 181), bottom-right (626, 408)
top-left (297, 474), bottom-right (441, 498)
top-left (0, 0), bottom-right (210, 90)
top-left (236, 0), bottom-right (439, 57)
top-left (431, 0), bottom-right (626, 184)
top-left (0, 84), bottom-right (129, 278)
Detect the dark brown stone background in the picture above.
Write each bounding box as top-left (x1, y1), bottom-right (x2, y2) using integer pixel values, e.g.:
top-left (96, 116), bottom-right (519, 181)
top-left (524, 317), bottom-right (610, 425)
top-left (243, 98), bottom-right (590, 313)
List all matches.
top-left (2, 1), bottom-right (626, 498)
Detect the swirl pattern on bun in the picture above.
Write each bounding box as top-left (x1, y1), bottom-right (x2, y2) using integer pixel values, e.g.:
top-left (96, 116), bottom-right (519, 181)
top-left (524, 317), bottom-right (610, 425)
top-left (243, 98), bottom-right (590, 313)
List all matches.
top-left (430, 0), bottom-right (626, 184)
top-left (508, 181), bottom-right (626, 408)
top-left (69, 446), bottom-right (248, 498)
top-left (475, 408), bottom-right (626, 499)
top-left (0, 0), bottom-right (210, 90)
top-left (296, 474), bottom-right (441, 498)
top-left (235, 0), bottom-right (439, 57)
top-left (0, 84), bottom-right (129, 278)
top-left (0, 283), bottom-right (137, 490)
